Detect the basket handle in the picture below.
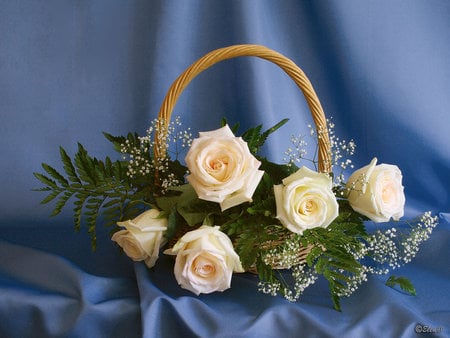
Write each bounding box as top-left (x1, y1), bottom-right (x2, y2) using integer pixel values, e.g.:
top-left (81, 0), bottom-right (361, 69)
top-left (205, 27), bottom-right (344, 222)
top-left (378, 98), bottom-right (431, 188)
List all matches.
top-left (155, 44), bottom-right (331, 173)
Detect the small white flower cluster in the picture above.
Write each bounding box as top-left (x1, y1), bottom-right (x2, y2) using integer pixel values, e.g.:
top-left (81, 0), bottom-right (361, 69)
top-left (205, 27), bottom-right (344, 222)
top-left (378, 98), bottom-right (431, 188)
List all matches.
top-left (262, 236), bottom-right (305, 269)
top-left (261, 238), bottom-right (318, 302)
top-left (334, 212), bottom-right (438, 298)
top-left (284, 117), bottom-right (355, 186)
top-left (257, 264), bottom-right (318, 302)
top-left (120, 116), bottom-right (192, 193)
top-left (365, 227), bottom-right (401, 269)
top-left (326, 118), bottom-right (356, 186)
top-left (345, 172), bottom-right (367, 195)
top-left (163, 115), bottom-right (193, 152)
top-left (359, 212), bottom-right (438, 272)
top-left (145, 116), bottom-right (193, 158)
top-left (262, 212), bottom-right (438, 301)
top-left (287, 264), bottom-right (318, 301)
top-left (400, 212), bottom-right (438, 264)
top-left (283, 134), bottom-right (308, 166)
top-left (120, 137), bottom-right (152, 178)
top-left (258, 280), bottom-right (281, 297)
top-left (336, 267), bottom-right (368, 298)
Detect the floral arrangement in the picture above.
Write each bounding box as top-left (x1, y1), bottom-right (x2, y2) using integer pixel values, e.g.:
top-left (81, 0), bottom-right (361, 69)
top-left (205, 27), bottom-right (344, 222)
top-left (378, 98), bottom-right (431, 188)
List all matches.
top-left (34, 116), bottom-right (438, 310)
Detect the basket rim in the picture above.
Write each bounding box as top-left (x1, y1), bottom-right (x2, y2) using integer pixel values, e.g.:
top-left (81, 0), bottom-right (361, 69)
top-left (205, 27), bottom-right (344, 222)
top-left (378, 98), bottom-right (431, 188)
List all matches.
top-left (154, 44), bottom-right (332, 175)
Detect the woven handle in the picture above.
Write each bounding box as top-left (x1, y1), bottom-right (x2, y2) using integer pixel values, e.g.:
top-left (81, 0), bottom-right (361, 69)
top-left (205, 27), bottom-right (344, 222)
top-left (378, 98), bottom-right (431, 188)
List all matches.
top-left (155, 44), bottom-right (331, 173)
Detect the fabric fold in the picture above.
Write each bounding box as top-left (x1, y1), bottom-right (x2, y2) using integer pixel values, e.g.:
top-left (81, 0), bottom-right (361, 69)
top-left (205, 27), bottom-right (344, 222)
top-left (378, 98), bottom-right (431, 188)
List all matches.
top-left (0, 240), bottom-right (141, 338)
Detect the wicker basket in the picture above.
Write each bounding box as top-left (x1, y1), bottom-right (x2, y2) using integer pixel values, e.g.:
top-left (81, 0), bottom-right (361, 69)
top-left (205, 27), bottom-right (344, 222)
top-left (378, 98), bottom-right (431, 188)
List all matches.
top-left (154, 44), bottom-right (331, 173)
top-left (154, 44), bottom-right (332, 270)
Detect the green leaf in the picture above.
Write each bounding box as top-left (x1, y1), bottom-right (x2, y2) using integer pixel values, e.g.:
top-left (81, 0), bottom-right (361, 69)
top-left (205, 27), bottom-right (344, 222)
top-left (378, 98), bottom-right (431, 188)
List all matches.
top-left (34, 136), bottom-right (153, 251)
top-left (121, 200), bottom-right (146, 222)
top-left (385, 276), bottom-right (417, 296)
top-left (52, 191), bottom-right (74, 216)
top-left (241, 119), bottom-right (289, 154)
top-left (33, 172), bottom-right (58, 189)
top-left (255, 256), bottom-right (276, 282)
top-left (39, 189), bottom-right (62, 205)
top-left (260, 118), bottom-right (289, 140)
top-left (41, 163), bottom-right (69, 187)
top-left (102, 198), bottom-right (122, 208)
top-left (156, 195), bottom-right (181, 213)
top-left (203, 213), bottom-right (215, 226)
top-left (32, 187), bottom-right (52, 193)
top-left (103, 132), bottom-right (127, 153)
top-left (73, 143), bottom-right (94, 184)
top-left (242, 124), bottom-right (263, 154)
top-left (164, 184), bottom-right (219, 226)
top-left (59, 147), bottom-right (80, 184)
top-left (260, 159), bottom-right (296, 185)
top-left (221, 118), bottom-right (240, 133)
top-left (166, 207), bottom-right (180, 240)
top-left (331, 291), bottom-right (342, 312)
top-left (103, 211), bottom-right (122, 228)
top-left (247, 196), bottom-right (275, 217)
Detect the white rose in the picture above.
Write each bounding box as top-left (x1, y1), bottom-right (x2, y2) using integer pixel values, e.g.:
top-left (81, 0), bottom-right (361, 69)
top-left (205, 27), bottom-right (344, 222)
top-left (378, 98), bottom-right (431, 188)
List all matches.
top-left (185, 125), bottom-right (264, 211)
top-left (111, 209), bottom-right (168, 268)
top-left (164, 225), bottom-right (244, 295)
top-left (274, 166), bottom-right (339, 235)
top-left (346, 157), bottom-right (405, 222)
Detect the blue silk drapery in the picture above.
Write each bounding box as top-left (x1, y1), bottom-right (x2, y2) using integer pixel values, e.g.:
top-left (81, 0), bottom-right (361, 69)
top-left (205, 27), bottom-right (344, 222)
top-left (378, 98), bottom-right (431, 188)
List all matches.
top-left (1, 1), bottom-right (449, 337)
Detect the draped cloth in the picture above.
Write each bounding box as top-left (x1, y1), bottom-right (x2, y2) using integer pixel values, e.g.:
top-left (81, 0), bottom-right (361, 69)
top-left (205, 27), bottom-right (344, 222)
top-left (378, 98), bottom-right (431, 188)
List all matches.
top-left (1, 1), bottom-right (449, 337)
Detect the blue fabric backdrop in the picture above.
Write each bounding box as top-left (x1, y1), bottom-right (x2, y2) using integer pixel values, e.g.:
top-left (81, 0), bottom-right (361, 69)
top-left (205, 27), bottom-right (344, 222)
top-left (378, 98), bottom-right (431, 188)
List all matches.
top-left (1, 1), bottom-right (449, 337)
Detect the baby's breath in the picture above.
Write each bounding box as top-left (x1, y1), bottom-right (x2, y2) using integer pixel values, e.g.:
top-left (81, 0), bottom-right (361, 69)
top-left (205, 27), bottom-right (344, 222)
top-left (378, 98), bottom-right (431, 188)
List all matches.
top-left (400, 212), bottom-right (438, 264)
top-left (258, 212), bottom-right (438, 303)
top-left (326, 118), bottom-right (356, 186)
top-left (336, 266), bottom-right (368, 298)
top-left (119, 116), bottom-right (192, 193)
top-left (258, 280), bottom-right (281, 296)
top-left (263, 235), bottom-right (306, 269)
top-left (258, 264), bottom-right (318, 302)
top-left (283, 134), bottom-right (308, 167)
top-left (120, 137), bottom-right (153, 179)
top-left (289, 264), bottom-right (318, 300)
top-left (354, 212), bottom-right (438, 274)
top-left (285, 117), bottom-right (355, 186)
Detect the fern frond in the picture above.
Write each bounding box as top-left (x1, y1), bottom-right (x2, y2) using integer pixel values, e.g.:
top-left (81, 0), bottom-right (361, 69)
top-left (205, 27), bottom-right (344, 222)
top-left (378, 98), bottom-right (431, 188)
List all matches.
top-left (33, 172), bottom-right (58, 190)
top-left (39, 189), bottom-right (62, 205)
top-left (41, 163), bottom-right (69, 187)
top-left (73, 193), bottom-right (88, 232)
top-left (52, 191), bottom-right (75, 216)
top-left (59, 147), bottom-right (80, 184)
top-left (241, 119), bottom-right (289, 154)
top-left (103, 132), bottom-right (127, 153)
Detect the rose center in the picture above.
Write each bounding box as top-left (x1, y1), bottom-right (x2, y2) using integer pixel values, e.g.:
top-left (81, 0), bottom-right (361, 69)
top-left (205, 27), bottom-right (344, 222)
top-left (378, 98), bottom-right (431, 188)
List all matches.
top-left (210, 158), bottom-right (227, 170)
top-left (299, 199), bottom-right (316, 215)
top-left (206, 156), bottom-right (230, 180)
top-left (193, 256), bottom-right (216, 277)
top-left (382, 183), bottom-right (395, 204)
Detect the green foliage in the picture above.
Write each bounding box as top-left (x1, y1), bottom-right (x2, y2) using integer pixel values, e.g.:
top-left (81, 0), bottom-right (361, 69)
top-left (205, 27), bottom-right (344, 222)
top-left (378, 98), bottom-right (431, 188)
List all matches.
top-left (221, 118), bottom-right (289, 154)
top-left (300, 211), bottom-right (368, 311)
top-left (260, 158), bottom-right (297, 184)
top-left (34, 134), bottom-right (157, 249)
top-left (103, 131), bottom-right (141, 154)
top-left (241, 119), bottom-right (289, 154)
top-left (34, 117), bottom-right (431, 311)
top-left (386, 276), bottom-right (416, 296)
top-left (231, 216), bottom-right (280, 270)
top-left (155, 184), bottom-right (220, 241)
